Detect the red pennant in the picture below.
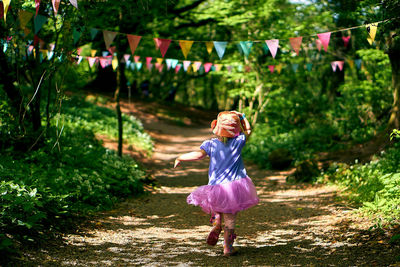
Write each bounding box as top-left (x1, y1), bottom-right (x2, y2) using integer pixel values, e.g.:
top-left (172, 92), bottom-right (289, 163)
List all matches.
top-left (342, 36), bottom-right (351, 47)
top-left (146, 57), bottom-right (152, 65)
top-left (175, 64), bottom-right (181, 74)
top-left (289, 37), bottom-right (303, 56)
top-left (35, 0), bottom-right (40, 16)
top-left (0, 2), bottom-right (3, 21)
top-left (134, 56), bottom-right (140, 63)
top-left (108, 46), bottom-right (116, 55)
top-left (268, 65), bottom-right (275, 73)
top-left (127, 34), bottom-right (141, 55)
top-left (52, 0), bottom-right (60, 16)
top-left (317, 32), bottom-right (331, 52)
top-left (153, 38), bottom-right (171, 58)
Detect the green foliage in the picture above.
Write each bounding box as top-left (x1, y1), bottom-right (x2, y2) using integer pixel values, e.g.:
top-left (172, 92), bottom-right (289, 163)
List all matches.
top-left (317, 144), bottom-right (400, 225)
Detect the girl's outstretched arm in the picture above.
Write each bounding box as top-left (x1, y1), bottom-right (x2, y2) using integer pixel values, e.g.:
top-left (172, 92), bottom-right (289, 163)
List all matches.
top-left (174, 149), bottom-right (207, 168)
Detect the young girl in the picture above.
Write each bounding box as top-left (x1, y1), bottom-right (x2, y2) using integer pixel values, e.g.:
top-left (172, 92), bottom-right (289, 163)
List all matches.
top-left (174, 111), bottom-right (259, 256)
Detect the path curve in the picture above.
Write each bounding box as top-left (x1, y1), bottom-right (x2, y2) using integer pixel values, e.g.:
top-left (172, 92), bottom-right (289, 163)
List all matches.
top-left (22, 98), bottom-right (397, 266)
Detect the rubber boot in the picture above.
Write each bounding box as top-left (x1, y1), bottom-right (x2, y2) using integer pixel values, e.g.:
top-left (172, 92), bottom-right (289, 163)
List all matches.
top-left (223, 227), bottom-right (237, 256)
top-left (207, 213), bottom-right (222, 246)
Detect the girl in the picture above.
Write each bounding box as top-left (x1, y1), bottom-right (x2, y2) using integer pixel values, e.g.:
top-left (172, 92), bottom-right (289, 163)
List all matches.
top-left (174, 111), bottom-right (259, 256)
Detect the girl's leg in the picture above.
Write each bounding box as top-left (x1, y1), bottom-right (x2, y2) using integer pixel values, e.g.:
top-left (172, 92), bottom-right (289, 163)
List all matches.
top-left (223, 213), bottom-right (237, 256)
top-left (207, 212), bottom-right (222, 246)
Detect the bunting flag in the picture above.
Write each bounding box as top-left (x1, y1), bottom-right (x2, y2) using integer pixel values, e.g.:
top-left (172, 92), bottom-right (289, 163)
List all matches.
top-left (355, 59), bottom-right (362, 69)
top-left (331, 61), bottom-right (337, 72)
top-left (76, 56), bottom-right (83, 65)
top-left (73, 28), bottom-right (83, 45)
top-left (179, 40), bottom-right (194, 59)
top-left (366, 23), bottom-right (378, 45)
top-left (245, 65), bottom-right (251, 72)
top-left (69, 0), bottom-right (78, 8)
top-left (305, 63), bottom-right (313, 71)
top-left (103, 30), bottom-right (117, 49)
top-left (146, 57), bottom-right (152, 65)
top-left (205, 41), bottom-right (214, 55)
top-left (156, 58), bottom-right (163, 64)
top-left (19, 10), bottom-right (33, 29)
top-left (155, 63), bottom-right (163, 73)
top-left (136, 62), bottom-right (142, 71)
top-left (35, 0), bottom-right (40, 17)
top-left (87, 57), bottom-right (97, 67)
top-left (3, 0), bottom-right (10, 22)
top-left (165, 59), bottom-right (172, 69)
top-left (27, 45), bottom-right (34, 56)
top-left (183, 60), bottom-right (191, 71)
top-left (192, 61), bottom-right (202, 72)
top-left (315, 39), bottom-right (322, 51)
top-left (130, 63), bottom-right (135, 70)
top-left (90, 28), bottom-right (99, 40)
top-left (108, 46), bottom-right (116, 55)
top-left (276, 64), bottom-right (283, 74)
top-left (34, 14), bottom-right (47, 34)
top-left (123, 54), bottom-right (130, 63)
top-left (102, 51), bottom-right (109, 57)
top-left (175, 64), bottom-right (182, 73)
top-left (347, 59), bottom-right (354, 69)
top-left (147, 63), bottom-right (153, 71)
top-left (336, 61), bottom-right (344, 71)
top-left (77, 47), bottom-right (82, 55)
top-left (317, 32), bottom-right (331, 52)
top-left (91, 49), bottom-right (97, 57)
top-left (268, 65), bottom-right (275, 73)
top-left (227, 65), bottom-right (232, 72)
top-left (214, 64), bottom-right (222, 71)
top-left (0, 2), bottom-right (3, 23)
top-left (289, 37), bottom-right (302, 56)
top-left (154, 38), bottom-right (171, 57)
top-left (265, 39), bottom-right (279, 58)
top-left (112, 57), bottom-right (118, 70)
top-left (134, 56), bottom-right (140, 62)
top-left (342, 36), bottom-right (351, 47)
top-left (237, 64), bottom-right (243, 72)
top-left (23, 28), bottom-right (31, 37)
top-left (262, 43), bottom-right (269, 55)
top-left (52, 0), bottom-right (60, 16)
top-left (239, 41), bottom-right (253, 58)
top-left (213, 41), bottom-right (227, 60)
top-left (203, 62), bottom-right (212, 73)
top-left (291, 63), bottom-right (299, 72)
top-left (127, 35), bottom-right (141, 55)
top-left (170, 59), bottom-right (179, 69)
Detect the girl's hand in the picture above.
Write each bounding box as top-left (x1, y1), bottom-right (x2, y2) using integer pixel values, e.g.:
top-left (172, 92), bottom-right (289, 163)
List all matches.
top-left (174, 158), bottom-right (181, 168)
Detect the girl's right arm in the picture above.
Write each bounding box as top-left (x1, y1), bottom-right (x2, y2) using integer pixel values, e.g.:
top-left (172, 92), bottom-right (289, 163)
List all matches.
top-left (174, 149), bottom-right (207, 168)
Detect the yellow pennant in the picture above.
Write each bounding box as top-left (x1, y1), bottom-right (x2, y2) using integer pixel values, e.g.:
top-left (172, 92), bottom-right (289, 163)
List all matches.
top-left (366, 23), bottom-right (378, 45)
top-left (156, 58), bottom-right (163, 64)
top-left (112, 57), bottom-right (118, 70)
top-left (3, 0), bottom-right (10, 23)
top-left (91, 49), bottom-right (97, 57)
top-left (347, 59), bottom-right (354, 69)
top-left (205, 41), bottom-right (214, 55)
top-left (276, 64), bottom-right (283, 74)
top-left (40, 49), bottom-right (48, 59)
top-left (214, 64), bottom-right (222, 71)
top-left (179, 40), bottom-right (194, 59)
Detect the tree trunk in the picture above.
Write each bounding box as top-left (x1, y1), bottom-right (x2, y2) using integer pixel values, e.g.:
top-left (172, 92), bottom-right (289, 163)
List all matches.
top-left (387, 43), bottom-right (400, 130)
top-left (115, 56), bottom-right (124, 157)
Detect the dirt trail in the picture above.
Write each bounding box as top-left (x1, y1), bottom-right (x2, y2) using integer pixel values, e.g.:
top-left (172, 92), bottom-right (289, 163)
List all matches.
top-left (21, 99), bottom-right (398, 266)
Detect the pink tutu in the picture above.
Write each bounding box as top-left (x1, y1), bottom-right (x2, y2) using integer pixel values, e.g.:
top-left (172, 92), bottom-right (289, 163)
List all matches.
top-left (187, 177), bottom-right (259, 214)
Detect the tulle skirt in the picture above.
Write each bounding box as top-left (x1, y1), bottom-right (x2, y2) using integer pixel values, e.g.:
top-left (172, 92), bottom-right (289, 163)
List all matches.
top-left (187, 177), bottom-right (259, 214)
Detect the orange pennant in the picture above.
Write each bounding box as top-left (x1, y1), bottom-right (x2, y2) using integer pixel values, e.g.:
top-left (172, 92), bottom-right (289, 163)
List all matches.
top-left (179, 40), bottom-right (194, 59)
top-left (289, 37), bottom-right (303, 56)
top-left (127, 34), bottom-right (141, 55)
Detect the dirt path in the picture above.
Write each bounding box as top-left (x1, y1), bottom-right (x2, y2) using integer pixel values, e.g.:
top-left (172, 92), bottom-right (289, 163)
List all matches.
top-left (21, 99), bottom-right (398, 266)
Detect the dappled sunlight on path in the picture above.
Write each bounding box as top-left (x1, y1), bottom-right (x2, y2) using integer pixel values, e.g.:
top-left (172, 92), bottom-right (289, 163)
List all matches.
top-left (22, 99), bottom-right (398, 266)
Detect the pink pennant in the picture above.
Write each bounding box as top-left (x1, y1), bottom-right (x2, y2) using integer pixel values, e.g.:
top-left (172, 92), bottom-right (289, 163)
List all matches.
top-left (194, 61), bottom-right (202, 70)
top-left (336, 61), bottom-right (344, 71)
top-left (175, 64), bottom-right (181, 74)
top-left (127, 35), bottom-right (141, 55)
top-left (52, 0), bottom-right (60, 16)
top-left (123, 54), bottom-right (130, 63)
top-left (317, 32), bottom-right (331, 52)
top-left (268, 65), bottom-right (275, 73)
top-left (103, 30), bottom-right (117, 49)
top-left (203, 63), bottom-right (212, 73)
top-left (28, 45), bottom-right (34, 54)
top-left (35, 0), bottom-right (40, 16)
top-left (100, 57), bottom-right (110, 68)
top-left (265, 39), bottom-right (279, 58)
top-left (134, 56), bottom-right (140, 63)
top-left (87, 57), bottom-right (97, 67)
top-left (108, 46), bottom-right (116, 55)
top-left (69, 0), bottom-right (78, 8)
top-left (342, 36), bottom-right (351, 47)
top-left (331, 62), bottom-right (337, 72)
top-left (146, 57), bottom-right (152, 65)
top-left (147, 63), bottom-right (153, 71)
top-left (77, 48), bottom-right (82, 55)
top-left (289, 37), bottom-right (303, 56)
top-left (153, 38), bottom-right (171, 58)
top-left (183, 60), bottom-right (191, 70)
top-left (315, 39), bottom-right (322, 51)
top-left (155, 63), bottom-right (164, 73)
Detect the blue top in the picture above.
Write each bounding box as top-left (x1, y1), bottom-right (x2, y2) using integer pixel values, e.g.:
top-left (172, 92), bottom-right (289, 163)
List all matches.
top-left (200, 133), bottom-right (247, 185)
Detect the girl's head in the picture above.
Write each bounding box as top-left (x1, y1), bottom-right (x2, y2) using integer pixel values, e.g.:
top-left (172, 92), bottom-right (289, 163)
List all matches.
top-left (211, 111), bottom-right (243, 139)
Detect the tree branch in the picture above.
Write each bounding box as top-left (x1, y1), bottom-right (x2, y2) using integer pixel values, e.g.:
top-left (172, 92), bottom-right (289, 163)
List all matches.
top-left (170, 0), bottom-right (207, 15)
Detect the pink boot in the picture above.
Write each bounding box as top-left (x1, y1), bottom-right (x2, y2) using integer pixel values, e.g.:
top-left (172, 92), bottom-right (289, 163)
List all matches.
top-left (206, 213), bottom-right (222, 246)
top-left (223, 227), bottom-right (237, 256)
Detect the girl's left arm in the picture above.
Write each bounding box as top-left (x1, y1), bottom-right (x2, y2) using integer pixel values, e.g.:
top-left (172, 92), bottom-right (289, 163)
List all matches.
top-left (174, 149), bottom-right (207, 168)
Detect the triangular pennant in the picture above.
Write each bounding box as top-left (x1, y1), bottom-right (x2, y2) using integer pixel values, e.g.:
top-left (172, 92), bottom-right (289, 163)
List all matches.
top-left (183, 60), bottom-right (191, 71)
top-left (108, 46), bottom-right (116, 55)
top-left (342, 36), bottom-right (351, 47)
top-left (136, 62), bottom-right (142, 71)
top-left (317, 32), bottom-right (331, 52)
top-left (262, 43), bottom-right (269, 55)
top-left (331, 61), bottom-right (337, 72)
top-left (127, 34), bottom-right (141, 55)
top-left (134, 56), bottom-right (140, 63)
top-left (77, 47), bottom-right (82, 55)
top-left (237, 64), bottom-right (243, 72)
top-left (214, 64), bottom-right (222, 71)
top-left (0, 2), bottom-right (3, 23)
top-left (73, 28), bottom-right (82, 45)
top-left (90, 28), bottom-right (99, 40)
top-left (153, 38), bottom-right (171, 58)
top-left (47, 51), bottom-right (54, 60)
top-left (100, 57), bottom-right (110, 68)
top-left (347, 59), bottom-right (354, 69)
top-left (69, 0), bottom-right (78, 8)
top-left (366, 23), bottom-right (378, 45)
top-left (146, 57), bottom-right (152, 65)
top-left (166, 59), bottom-right (172, 69)
top-left (3, 0), bottom-right (10, 22)
top-left (155, 63), bottom-right (164, 73)
top-left (276, 64), bottom-right (283, 74)
top-left (35, 0), bottom-right (40, 17)
top-left (179, 40), bottom-right (194, 59)
top-left (291, 63), bottom-right (299, 72)
top-left (265, 39), bottom-right (279, 58)
top-left (213, 41), bottom-right (228, 60)
top-left (52, 0), bottom-right (60, 16)
top-left (315, 39), bottom-right (322, 51)
top-left (23, 27), bottom-right (31, 37)
top-left (87, 57), bottom-right (97, 67)
top-left (76, 56), bottom-right (83, 65)
top-left (192, 61), bottom-right (202, 72)
top-left (130, 63), bottom-right (135, 70)
top-left (239, 41), bottom-right (253, 58)
top-left (91, 49), bottom-right (97, 57)
top-left (205, 41), bottom-right (214, 55)
top-left (305, 63), bottom-right (313, 71)
top-left (147, 63), bottom-right (153, 71)
top-left (19, 10), bottom-right (33, 29)
top-left (40, 49), bottom-right (48, 59)
top-left (156, 58), bottom-right (163, 64)
top-left (336, 61), bottom-right (344, 71)
top-left (289, 37), bottom-right (303, 56)
top-left (102, 51), bottom-right (109, 57)
top-left (268, 65), bottom-right (274, 73)
top-left (112, 57), bottom-right (119, 70)
top-left (103, 30), bottom-right (117, 49)
top-left (355, 59), bottom-right (362, 69)
top-left (27, 45), bottom-right (34, 56)
top-left (170, 59), bottom-right (179, 69)
top-left (227, 65), bottom-right (232, 73)
top-left (175, 64), bottom-right (182, 74)
top-left (203, 63), bottom-right (212, 73)
top-left (34, 14), bottom-right (47, 34)
top-left (123, 54), bottom-right (130, 63)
